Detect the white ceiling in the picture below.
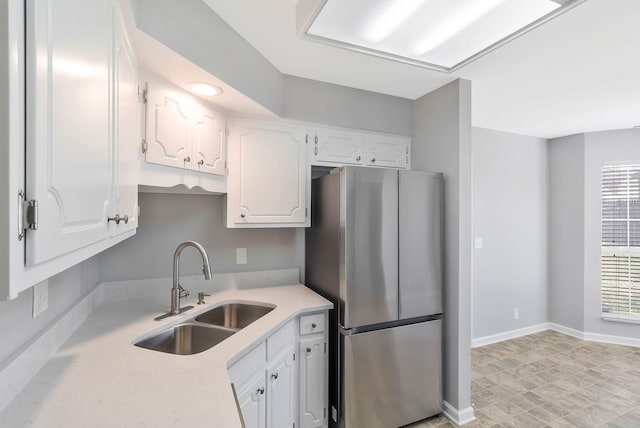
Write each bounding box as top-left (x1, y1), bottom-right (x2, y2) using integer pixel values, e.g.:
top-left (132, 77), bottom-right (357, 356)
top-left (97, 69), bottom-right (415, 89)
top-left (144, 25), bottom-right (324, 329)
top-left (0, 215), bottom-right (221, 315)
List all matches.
top-left (202, 0), bottom-right (640, 139)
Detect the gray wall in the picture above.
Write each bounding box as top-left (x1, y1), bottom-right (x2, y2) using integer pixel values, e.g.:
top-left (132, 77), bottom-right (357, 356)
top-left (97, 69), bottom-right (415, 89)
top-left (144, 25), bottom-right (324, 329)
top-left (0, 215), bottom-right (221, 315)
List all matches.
top-left (582, 129), bottom-right (640, 337)
top-left (133, 0), bottom-right (283, 115)
top-left (413, 79), bottom-right (473, 413)
top-left (0, 258), bottom-right (99, 368)
top-left (99, 193), bottom-right (305, 282)
top-left (282, 75), bottom-right (413, 135)
top-left (472, 128), bottom-right (548, 339)
top-left (548, 134), bottom-right (585, 331)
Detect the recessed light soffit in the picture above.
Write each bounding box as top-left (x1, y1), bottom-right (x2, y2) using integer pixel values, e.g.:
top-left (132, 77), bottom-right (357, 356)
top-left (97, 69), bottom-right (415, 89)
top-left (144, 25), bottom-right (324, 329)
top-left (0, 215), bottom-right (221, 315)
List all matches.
top-left (296, 0), bottom-right (586, 73)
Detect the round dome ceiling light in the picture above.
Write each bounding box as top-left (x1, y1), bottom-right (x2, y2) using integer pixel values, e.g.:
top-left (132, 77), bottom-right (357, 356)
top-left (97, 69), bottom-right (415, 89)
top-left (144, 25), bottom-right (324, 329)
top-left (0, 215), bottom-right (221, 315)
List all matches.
top-left (188, 82), bottom-right (223, 96)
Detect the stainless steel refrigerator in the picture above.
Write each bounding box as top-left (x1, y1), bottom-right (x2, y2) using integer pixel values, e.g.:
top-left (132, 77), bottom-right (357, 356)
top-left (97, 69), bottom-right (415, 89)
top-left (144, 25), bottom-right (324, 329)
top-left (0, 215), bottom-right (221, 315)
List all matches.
top-left (306, 166), bottom-right (443, 428)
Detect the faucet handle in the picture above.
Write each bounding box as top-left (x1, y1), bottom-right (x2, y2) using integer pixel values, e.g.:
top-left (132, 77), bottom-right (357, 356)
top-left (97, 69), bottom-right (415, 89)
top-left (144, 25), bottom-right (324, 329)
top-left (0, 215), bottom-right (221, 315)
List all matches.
top-left (197, 292), bottom-right (211, 305)
top-left (178, 284), bottom-right (189, 299)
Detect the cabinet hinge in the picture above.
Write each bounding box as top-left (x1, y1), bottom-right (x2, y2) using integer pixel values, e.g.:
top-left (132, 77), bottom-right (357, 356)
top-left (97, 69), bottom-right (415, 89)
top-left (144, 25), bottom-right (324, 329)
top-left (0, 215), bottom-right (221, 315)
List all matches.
top-left (305, 134), bottom-right (308, 144)
top-left (225, 123), bottom-right (230, 137)
top-left (142, 88), bottom-right (148, 104)
top-left (293, 353), bottom-right (296, 361)
top-left (18, 189), bottom-right (38, 240)
top-left (406, 146), bottom-right (409, 164)
top-left (324, 342), bottom-right (327, 354)
top-left (141, 139), bottom-right (148, 154)
top-left (324, 407), bottom-right (327, 419)
top-left (314, 135), bottom-right (318, 144)
top-left (305, 208), bottom-right (308, 218)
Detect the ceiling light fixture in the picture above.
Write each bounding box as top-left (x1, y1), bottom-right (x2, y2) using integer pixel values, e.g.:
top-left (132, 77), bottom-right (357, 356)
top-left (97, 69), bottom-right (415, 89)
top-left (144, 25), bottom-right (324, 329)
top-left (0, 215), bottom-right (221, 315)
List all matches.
top-left (298, 0), bottom-right (585, 73)
top-left (188, 82), bottom-right (223, 96)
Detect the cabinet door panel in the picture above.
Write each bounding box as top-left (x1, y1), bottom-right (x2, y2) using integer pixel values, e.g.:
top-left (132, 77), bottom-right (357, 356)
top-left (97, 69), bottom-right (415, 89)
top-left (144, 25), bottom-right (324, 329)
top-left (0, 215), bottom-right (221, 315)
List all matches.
top-left (314, 128), bottom-right (365, 165)
top-left (146, 84), bottom-right (192, 169)
top-left (299, 337), bottom-right (327, 428)
top-left (26, 0), bottom-right (112, 264)
top-left (112, 12), bottom-right (138, 236)
top-left (366, 135), bottom-right (410, 169)
top-left (237, 374), bottom-right (267, 428)
top-left (193, 109), bottom-right (225, 176)
top-left (232, 123), bottom-right (306, 224)
top-left (267, 347), bottom-right (295, 428)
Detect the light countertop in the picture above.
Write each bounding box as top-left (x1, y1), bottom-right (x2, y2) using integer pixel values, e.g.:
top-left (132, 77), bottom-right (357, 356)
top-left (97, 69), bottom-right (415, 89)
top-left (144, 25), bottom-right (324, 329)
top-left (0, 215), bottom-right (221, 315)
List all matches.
top-left (0, 284), bottom-right (332, 427)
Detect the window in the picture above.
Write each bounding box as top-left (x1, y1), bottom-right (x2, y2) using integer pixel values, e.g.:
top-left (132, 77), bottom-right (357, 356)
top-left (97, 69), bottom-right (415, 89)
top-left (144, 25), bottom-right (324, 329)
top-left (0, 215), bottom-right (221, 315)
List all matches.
top-left (601, 162), bottom-right (640, 319)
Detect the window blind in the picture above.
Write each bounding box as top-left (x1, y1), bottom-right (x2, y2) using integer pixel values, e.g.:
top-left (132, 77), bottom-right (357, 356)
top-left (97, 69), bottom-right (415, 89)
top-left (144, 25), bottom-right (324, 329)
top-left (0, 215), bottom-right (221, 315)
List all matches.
top-left (601, 162), bottom-right (640, 317)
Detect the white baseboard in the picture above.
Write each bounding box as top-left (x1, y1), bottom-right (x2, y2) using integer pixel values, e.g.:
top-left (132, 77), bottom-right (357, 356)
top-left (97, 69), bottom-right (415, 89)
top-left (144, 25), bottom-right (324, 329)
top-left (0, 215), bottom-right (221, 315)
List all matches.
top-left (549, 323), bottom-right (640, 348)
top-left (443, 400), bottom-right (476, 426)
top-left (472, 322), bottom-right (640, 350)
top-left (0, 285), bottom-right (103, 415)
top-left (472, 323), bottom-right (551, 348)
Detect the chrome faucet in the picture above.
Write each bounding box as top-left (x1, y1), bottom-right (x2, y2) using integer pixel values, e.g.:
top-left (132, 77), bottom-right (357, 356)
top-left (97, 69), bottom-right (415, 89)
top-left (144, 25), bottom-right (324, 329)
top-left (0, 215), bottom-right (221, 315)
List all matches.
top-left (155, 241), bottom-right (212, 321)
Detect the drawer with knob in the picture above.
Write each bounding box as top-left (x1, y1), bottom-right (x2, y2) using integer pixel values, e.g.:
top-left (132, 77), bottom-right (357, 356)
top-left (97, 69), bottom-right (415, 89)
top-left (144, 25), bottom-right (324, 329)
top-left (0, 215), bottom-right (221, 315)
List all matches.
top-left (299, 313), bottom-right (325, 335)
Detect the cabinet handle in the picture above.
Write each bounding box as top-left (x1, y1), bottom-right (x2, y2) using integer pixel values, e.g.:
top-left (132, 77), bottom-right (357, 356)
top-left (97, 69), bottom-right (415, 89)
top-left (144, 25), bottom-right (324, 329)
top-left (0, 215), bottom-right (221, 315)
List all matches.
top-left (257, 387), bottom-right (265, 395)
top-left (271, 372), bottom-right (279, 380)
top-left (198, 159), bottom-right (204, 166)
top-left (306, 347), bottom-right (311, 353)
top-left (108, 214), bottom-right (129, 225)
top-left (371, 158), bottom-right (376, 163)
top-left (356, 156), bottom-right (361, 161)
top-left (311, 323), bottom-right (317, 328)
top-left (314, 147), bottom-right (318, 156)
top-left (184, 156), bottom-right (191, 163)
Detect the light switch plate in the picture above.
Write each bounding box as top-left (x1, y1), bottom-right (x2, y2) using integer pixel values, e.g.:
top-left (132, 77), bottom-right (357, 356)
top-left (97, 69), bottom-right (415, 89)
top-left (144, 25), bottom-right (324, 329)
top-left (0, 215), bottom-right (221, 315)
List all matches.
top-left (474, 237), bottom-right (483, 249)
top-left (32, 280), bottom-right (49, 318)
top-left (236, 248), bottom-right (247, 265)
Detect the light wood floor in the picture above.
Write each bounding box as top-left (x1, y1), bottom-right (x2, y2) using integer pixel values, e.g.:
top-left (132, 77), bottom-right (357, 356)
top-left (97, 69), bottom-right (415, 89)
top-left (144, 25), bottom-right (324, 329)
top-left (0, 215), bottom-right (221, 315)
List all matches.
top-left (414, 330), bottom-right (640, 427)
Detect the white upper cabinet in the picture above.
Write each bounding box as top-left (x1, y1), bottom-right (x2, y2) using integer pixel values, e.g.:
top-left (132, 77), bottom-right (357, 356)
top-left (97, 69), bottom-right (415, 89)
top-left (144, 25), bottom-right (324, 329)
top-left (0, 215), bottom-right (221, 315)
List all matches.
top-left (111, 7), bottom-right (138, 236)
top-left (1, 0), bottom-right (139, 298)
top-left (26, 0), bottom-right (113, 265)
top-left (144, 77), bottom-right (226, 177)
top-left (226, 119), bottom-right (309, 228)
top-left (310, 126), bottom-right (410, 169)
top-left (193, 110), bottom-right (226, 176)
top-left (366, 134), bottom-right (410, 169)
top-left (313, 128), bottom-right (365, 165)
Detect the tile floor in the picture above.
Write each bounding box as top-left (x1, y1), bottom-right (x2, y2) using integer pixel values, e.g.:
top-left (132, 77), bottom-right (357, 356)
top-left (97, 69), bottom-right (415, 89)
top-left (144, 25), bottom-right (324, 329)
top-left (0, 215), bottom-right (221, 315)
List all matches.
top-left (414, 330), bottom-right (640, 427)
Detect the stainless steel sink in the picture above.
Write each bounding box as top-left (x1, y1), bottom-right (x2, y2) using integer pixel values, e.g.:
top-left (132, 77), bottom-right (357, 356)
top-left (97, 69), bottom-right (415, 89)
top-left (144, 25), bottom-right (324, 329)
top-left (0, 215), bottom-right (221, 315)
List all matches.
top-left (135, 323), bottom-right (235, 355)
top-left (195, 303), bottom-right (274, 330)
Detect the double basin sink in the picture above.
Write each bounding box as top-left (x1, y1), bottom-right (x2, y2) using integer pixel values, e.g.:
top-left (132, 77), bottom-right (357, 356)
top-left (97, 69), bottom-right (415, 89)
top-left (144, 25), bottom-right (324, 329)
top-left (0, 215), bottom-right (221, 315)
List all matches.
top-left (135, 302), bottom-right (274, 355)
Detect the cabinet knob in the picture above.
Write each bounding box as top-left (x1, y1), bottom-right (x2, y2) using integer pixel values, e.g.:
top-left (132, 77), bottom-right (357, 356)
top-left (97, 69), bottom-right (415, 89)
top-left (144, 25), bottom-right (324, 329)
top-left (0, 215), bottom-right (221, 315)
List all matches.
top-left (306, 347), bottom-right (312, 353)
top-left (311, 323), bottom-right (317, 328)
top-left (184, 156), bottom-right (191, 163)
top-left (240, 213), bottom-right (245, 219)
top-left (257, 387), bottom-right (265, 395)
top-left (371, 158), bottom-right (376, 163)
top-left (108, 214), bottom-right (129, 225)
top-left (356, 156), bottom-right (361, 161)
top-left (271, 372), bottom-right (279, 380)
top-left (198, 159), bottom-right (204, 166)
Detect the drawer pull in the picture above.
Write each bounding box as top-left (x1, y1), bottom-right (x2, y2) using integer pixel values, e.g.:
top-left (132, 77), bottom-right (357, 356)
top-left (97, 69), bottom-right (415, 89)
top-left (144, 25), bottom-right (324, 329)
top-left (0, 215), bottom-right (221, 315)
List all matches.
top-left (271, 372), bottom-right (279, 380)
top-left (311, 323), bottom-right (317, 328)
top-left (257, 387), bottom-right (265, 395)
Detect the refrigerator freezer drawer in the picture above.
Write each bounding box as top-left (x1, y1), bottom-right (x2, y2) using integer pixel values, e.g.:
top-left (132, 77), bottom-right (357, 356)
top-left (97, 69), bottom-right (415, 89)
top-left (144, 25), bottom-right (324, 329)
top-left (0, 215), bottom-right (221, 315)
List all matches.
top-left (341, 319), bottom-right (442, 428)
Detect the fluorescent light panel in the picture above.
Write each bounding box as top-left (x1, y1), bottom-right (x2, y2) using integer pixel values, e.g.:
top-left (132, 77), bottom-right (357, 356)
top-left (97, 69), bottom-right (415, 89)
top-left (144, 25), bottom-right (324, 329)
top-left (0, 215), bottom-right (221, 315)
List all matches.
top-left (306, 0), bottom-right (572, 71)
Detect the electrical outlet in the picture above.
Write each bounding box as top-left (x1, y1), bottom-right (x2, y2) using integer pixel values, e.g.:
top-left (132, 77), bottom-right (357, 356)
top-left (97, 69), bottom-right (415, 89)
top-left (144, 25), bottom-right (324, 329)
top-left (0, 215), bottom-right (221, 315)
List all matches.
top-left (32, 280), bottom-right (49, 318)
top-left (474, 237), bottom-right (483, 249)
top-left (236, 248), bottom-right (247, 265)
top-left (514, 308), bottom-right (519, 320)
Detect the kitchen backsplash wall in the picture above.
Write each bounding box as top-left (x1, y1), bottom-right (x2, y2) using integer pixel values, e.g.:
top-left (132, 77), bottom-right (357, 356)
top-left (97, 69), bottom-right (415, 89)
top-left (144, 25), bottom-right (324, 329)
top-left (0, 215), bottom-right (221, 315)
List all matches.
top-left (0, 257), bottom-right (100, 367)
top-left (98, 192), bottom-right (305, 283)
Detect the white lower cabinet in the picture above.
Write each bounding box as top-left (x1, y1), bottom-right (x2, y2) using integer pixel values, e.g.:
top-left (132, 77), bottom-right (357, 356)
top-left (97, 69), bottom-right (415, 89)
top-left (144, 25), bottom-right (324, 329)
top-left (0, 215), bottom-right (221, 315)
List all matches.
top-left (229, 313), bottom-right (328, 428)
top-left (299, 337), bottom-right (326, 428)
top-left (237, 372), bottom-right (267, 428)
top-left (267, 346), bottom-right (296, 428)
